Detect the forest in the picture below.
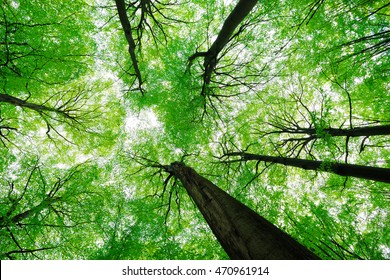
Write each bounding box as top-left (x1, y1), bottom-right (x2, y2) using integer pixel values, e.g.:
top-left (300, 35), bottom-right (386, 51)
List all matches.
top-left (0, 0), bottom-right (389, 259)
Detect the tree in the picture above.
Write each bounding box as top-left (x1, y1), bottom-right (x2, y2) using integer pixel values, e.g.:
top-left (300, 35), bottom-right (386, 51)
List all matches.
top-left (113, 0), bottom-right (186, 94)
top-left (188, 0), bottom-right (258, 96)
top-left (114, 0), bottom-right (144, 93)
top-left (221, 152), bottom-right (390, 183)
top-left (257, 88), bottom-right (390, 158)
top-left (0, 85), bottom-right (99, 146)
top-left (0, 159), bottom-right (107, 259)
top-left (157, 161), bottom-right (319, 259)
top-left (0, 0), bottom-right (105, 148)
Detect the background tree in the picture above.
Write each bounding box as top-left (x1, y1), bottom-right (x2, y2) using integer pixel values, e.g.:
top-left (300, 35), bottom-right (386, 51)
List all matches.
top-left (0, 157), bottom-right (111, 259)
top-left (253, 86), bottom-right (390, 159)
top-left (221, 151), bottom-right (390, 183)
top-left (114, 0), bottom-right (144, 93)
top-left (188, 0), bottom-right (258, 94)
top-left (0, 0), bottom-right (120, 150)
top-left (112, 0), bottom-right (187, 94)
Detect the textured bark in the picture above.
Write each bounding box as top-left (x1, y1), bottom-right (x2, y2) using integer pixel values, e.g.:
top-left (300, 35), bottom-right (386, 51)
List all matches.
top-left (114, 0), bottom-right (143, 93)
top-left (166, 162), bottom-right (320, 260)
top-left (281, 124), bottom-right (390, 137)
top-left (224, 152), bottom-right (390, 183)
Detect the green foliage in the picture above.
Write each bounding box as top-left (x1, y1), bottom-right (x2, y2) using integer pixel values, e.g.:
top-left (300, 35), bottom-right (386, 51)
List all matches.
top-left (0, 0), bottom-right (389, 260)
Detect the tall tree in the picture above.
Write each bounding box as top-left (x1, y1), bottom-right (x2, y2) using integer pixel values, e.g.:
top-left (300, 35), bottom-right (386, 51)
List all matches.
top-left (0, 86), bottom-right (98, 146)
top-left (112, 0), bottom-right (185, 94)
top-left (114, 0), bottom-right (144, 93)
top-left (188, 0), bottom-right (258, 96)
top-left (0, 0), bottom-right (106, 148)
top-left (221, 152), bottom-right (390, 183)
top-left (147, 160), bottom-right (319, 259)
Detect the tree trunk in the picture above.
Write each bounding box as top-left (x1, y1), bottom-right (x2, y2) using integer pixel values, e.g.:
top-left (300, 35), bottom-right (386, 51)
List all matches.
top-left (207, 0), bottom-right (258, 59)
top-left (189, 0), bottom-right (258, 91)
top-left (290, 124), bottom-right (390, 137)
top-left (224, 152), bottom-right (390, 183)
top-left (0, 93), bottom-right (56, 114)
top-left (0, 196), bottom-right (60, 228)
top-left (114, 0), bottom-right (143, 93)
top-left (166, 161), bottom-right (320, 259)
top-left (0, 93), bottom-right (77, 120)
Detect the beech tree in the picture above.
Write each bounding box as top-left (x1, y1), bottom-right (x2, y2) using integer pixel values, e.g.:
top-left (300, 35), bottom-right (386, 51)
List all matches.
top-left (221, 152), bottom-right (390, 183)
top-left (188, 0), bottom-right (258, 95)
top-left (0, 159), bottom-right (110, 259)
top-left (154, 161), bottom-right (320, 259)
top-left (1, 0), bottom-right (389, 260)
top-left (114, 0), bottom-right (144, 93)
top-left (0, 0), bottom-right (113, 149)
top-left (112, 0), bottom-right (185, 93)
top-left (257, 89), bottom-right (390, 158)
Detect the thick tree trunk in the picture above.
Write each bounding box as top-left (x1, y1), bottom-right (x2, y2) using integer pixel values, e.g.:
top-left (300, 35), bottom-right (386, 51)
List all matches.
top-left (166, 161), bottom-right (320, 259)
top-left (224, 152), bottom-right (390, 183)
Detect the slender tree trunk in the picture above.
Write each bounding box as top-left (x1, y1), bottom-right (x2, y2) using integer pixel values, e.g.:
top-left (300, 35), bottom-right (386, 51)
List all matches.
top-left (288, 124), bottom-right (390, 137)
top-left (166, 161), bottom-right (320, 259)
top-left (223, 152), bottom-right (390, 183)
top-left (207, 0), bottom-right (258, 59)
top-left (324, 125), bottom-right (390, 136)
top-left (189, 0), bottom-right (258, 91)
top-left (0, 93), bottom-right (78, 121)
top-left (114, 0), bottom-right (143, 93)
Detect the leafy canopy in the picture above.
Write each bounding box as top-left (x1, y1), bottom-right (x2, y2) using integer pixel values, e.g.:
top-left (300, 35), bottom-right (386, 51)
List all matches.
top-left (0, 0), bottom-right (389, 259)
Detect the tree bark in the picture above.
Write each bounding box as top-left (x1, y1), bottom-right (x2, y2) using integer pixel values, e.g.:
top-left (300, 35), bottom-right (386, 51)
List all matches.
top-left (321, 124), bottom-right (390, 136)
top-left (283, 124), bottom-right (390, 137)
top-left (189, 0), bottom-right (258, 92)
top-left (114, 0), bottom-right (144, 93)
top-left (0, 93), bottom-right (73, 118)
top-left (223, 152), bottom-right (390, 183)
top-left (166, 161), bottom-right (320, 259)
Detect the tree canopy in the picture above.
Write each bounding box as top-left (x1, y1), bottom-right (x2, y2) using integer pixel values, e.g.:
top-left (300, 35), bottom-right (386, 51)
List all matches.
top-left (0, 0), bottom-right (389, 259)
